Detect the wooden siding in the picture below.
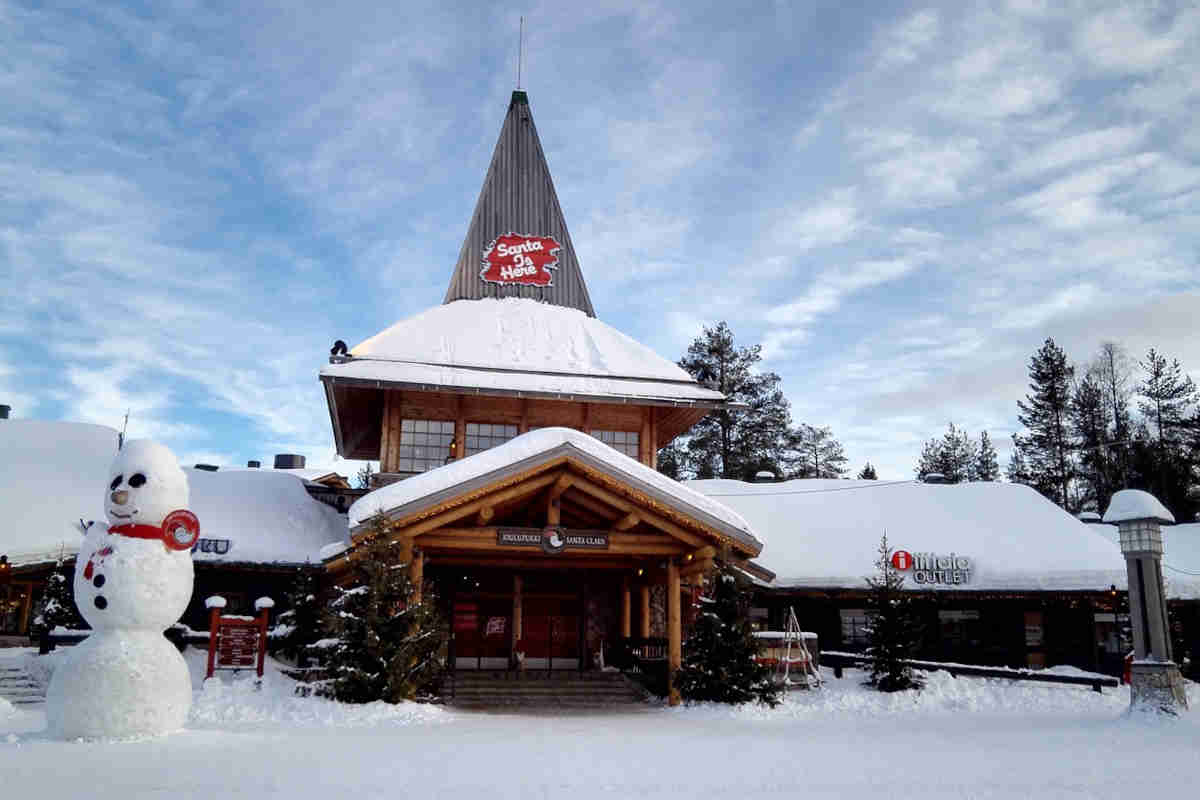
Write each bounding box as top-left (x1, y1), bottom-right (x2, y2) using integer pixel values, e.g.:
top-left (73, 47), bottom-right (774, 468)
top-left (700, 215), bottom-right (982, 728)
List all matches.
top-left (442, 91), bottom-right (596, 317)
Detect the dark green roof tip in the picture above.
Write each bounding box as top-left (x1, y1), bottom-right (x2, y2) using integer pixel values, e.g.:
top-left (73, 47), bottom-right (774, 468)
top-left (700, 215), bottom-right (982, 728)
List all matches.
top-left (510, 90), bottom-right (529, 106)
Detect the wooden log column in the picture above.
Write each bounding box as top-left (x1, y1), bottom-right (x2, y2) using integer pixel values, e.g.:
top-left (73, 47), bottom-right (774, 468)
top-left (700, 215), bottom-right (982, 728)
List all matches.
top-left (409, 548), bottom-right (424, 604)
top-left (639, 584), bottom-right (651, 638)
top-left (667, 558), bottom-right (682, 706)
top-left (512, 574), bottom-right (523, 655)
top-left (620, 577), bottom-right (632, 638)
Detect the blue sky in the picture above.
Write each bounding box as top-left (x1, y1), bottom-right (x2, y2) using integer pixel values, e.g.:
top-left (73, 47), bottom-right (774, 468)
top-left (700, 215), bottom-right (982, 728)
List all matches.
top-left (2, 0), bottom-right (1198, 480)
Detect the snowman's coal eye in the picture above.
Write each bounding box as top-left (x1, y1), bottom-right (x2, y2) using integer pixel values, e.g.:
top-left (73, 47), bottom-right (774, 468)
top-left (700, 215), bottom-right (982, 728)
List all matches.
top-left (110, 475), bottom-right (123, 490)
top-left (129, 473), bottom-right (147, 488)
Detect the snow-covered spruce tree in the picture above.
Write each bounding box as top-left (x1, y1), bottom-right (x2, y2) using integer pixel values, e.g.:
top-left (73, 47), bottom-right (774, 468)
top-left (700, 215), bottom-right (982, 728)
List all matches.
top-left (675, 560), bottom-right (780, 706)
top-left (275, 562), bottom-right (323, 667)
top-left (864, 534), bottom-right (924, 693)
top-left (858, 462), bottom-right (878, 480)
top-left (319, 515), bottom-right (447, 703)
top-left (31, 552), bottom-right (83, 650)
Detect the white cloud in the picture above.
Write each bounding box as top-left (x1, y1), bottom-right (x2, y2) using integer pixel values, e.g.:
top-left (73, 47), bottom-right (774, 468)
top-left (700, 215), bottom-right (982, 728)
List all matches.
top-left (1075, 6), bottom-right (1198, 74)
top-left (876, 9), bottom-right (940, 68)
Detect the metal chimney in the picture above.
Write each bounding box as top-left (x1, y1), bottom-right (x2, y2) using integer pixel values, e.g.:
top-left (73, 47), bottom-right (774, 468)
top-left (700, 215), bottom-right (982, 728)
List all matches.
top-left (0, 404), bottom-right (9, 419)
top-left (274, 454), bottom-right (306, 469)
top-left (247, 460), bottom-right (261, 468)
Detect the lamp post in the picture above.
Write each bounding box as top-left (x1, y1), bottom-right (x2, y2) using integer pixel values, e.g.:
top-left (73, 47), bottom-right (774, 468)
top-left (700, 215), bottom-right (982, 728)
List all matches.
top-left (1103, 489), bottom-right (1188, 713)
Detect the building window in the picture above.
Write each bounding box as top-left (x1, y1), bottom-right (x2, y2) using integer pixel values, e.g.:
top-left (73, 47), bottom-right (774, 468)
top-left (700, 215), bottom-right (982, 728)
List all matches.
top-left (397, 419), bottom-right (455, 473)
top-left (840, 608), bottom-right (872, 648)
top-left (465, 423), bottom-right (519, 456)
top-left (938, 609), bottom-right (982, 649)
top-left (591, 429), bottom-right (639, 459)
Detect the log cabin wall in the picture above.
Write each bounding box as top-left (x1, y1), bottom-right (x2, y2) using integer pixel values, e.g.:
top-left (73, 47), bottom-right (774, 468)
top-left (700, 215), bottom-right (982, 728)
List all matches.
top-left (378, 389), bottom-right (659, 474)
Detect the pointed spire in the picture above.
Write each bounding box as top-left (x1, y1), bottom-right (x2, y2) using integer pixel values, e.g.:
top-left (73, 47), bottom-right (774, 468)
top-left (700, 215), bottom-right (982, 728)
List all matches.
top-left (443, 91), bottom-right (596, 317)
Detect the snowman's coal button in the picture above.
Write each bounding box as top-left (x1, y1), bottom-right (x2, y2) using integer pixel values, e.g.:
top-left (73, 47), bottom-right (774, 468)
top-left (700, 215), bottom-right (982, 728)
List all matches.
top-left (93, 574), bottom-right (105, 588)
top-left (94, 596), bottom-right (107, 610)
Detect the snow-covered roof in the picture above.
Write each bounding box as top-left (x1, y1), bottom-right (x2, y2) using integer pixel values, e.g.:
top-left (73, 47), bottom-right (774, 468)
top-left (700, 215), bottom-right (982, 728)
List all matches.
top-left (1085, 520), bottom-right (1200, 600)
top-left (1103, 489), bottom-right (1176, 524)
top-left (321, 298), bottom-right (726, 405)
top-left (0, 420), bottom-right (347, 568)
top-left (686, 478), bottom-right (1129, 592)
top-left (347, 427), bottom-right (759, 554)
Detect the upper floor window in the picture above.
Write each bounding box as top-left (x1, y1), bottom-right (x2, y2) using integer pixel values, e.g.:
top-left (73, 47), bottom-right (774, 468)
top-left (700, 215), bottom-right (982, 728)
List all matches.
top-left (591, 429), bottom-right (639, 459)
top-left (397, 419), bottom-right (455, 474)
top-left (465, 423), bottom-right (519, 456)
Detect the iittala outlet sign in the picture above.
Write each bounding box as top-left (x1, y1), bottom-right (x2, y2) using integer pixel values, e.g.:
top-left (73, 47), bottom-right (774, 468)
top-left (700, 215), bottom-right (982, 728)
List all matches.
top-left (481, 233), bottom-right (563, 286)
top-left (891, 549), bottom-right (974, 585)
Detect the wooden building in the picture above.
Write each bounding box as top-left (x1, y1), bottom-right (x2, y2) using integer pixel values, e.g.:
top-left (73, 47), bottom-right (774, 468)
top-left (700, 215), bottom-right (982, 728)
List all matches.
top-left (318, 91), bottom-right (763, 702)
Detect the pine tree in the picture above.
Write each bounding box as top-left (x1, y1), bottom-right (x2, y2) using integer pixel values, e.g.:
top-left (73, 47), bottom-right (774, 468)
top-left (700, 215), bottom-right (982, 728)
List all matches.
top-left (1135, 349), bottom-right (1198, 518)
top-left (914, 423), bottom-right (977, 482)
top-left (1007, 433), bottom-right (1032, 485)
top-left (864, 534), bottom-right (924, 693)
top-left (785, 424), bottom-right (848, 478)
top-left (974, 431), bottom-right (999, 482)
top-left (1071, 372), bottom-right (1113, 511)
top-left (675, 560), bottom-right (781, 706)
top-left (31, 553), bottom-right (83, 651)
top-left (1092, 342), bottom-right (1134, 489)
top-left (858, 462), bottom-right (878, 480)
top-left (275, 562), bottom-right (323, 668)
top-left (319, 515), bottom-right (447, 703)
top-left (1015, 338), bottom-right (1076, 509)
top-left (355, 462), bottom-right (376, 490)
top-left (656, 442), bottom-right (685, 480)
top-left (674, 322), bottom-right (792, 479)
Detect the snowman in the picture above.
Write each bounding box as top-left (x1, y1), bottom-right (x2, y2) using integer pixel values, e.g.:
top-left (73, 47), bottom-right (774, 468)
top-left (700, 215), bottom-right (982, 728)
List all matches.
top-left (46, 439), bottom-right (199, 739)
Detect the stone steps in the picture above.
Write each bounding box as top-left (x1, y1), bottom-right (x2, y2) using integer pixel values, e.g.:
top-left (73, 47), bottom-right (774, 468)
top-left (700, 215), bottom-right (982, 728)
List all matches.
top-left (447, 671), bottom-right (647, 710)
top-left (0, 664), bottom-right (45, 705)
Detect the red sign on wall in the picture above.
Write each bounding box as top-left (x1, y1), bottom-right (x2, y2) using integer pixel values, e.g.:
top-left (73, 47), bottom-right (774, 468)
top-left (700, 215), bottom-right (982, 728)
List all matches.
top-left (481, 233), bottom-right (562, 286)
top-left (891, 550), bottom-right (913, 570)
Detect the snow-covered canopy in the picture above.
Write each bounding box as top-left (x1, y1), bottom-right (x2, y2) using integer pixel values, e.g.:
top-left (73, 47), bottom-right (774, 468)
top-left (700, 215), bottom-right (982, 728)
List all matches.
top-left (686, 478), bottom-right (1129, 592)
top-left (0, 420), bottom-right (347, 568)
top-left (321, 298), bottom-right (725, 404)
top-left (1102, 489), bottom-right (1176, 524)
top-left (347, 427), bottom-right (759, 554)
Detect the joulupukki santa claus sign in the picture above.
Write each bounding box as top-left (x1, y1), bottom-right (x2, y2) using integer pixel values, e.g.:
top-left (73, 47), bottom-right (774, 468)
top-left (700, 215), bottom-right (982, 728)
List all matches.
top-left (480, 233), bottom-right (562, 286)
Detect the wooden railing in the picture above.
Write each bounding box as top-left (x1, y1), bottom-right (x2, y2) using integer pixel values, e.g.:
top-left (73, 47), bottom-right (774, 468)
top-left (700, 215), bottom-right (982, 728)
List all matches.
top-left (820, 651), bottom-right (1120, 693)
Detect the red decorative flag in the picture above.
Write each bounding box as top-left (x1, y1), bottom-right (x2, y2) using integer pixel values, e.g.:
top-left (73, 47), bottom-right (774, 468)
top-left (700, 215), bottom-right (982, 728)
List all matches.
top-left (481, 233), bottom-right (562, 286)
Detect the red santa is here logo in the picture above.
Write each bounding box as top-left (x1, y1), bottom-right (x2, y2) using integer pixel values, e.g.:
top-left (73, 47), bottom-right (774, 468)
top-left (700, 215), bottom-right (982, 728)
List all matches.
top-left (481, 233), bottom-right (562, 287)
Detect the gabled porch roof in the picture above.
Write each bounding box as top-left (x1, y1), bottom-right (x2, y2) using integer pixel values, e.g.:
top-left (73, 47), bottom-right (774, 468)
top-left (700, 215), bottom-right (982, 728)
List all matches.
top-left (342, 427), bottom-right (761, 561)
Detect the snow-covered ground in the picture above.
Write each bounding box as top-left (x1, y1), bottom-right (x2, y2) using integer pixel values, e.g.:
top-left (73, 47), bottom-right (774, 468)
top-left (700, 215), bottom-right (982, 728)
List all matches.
top-left (2, 647), bottom-right (1197, 799)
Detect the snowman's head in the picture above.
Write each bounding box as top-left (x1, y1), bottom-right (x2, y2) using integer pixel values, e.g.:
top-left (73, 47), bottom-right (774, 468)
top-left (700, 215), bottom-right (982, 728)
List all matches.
top-left (105, 439), bottom-right (189, 528)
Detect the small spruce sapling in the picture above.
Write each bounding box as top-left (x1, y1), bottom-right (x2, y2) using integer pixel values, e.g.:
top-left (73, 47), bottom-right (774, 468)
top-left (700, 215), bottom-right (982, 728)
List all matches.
top-left (675, 559), bottom-right (781, 706)
top-left (274, 562), bottom-right (323, 667)
top-left (31, 552), bottom-right (84, 652)
top-left (864, 534), bottom-right (924, 692)
top-left (318, 514), bottom-right (447, 703)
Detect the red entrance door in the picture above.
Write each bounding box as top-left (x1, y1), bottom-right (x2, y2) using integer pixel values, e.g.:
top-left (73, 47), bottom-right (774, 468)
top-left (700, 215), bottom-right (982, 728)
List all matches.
top-left (522, 596), bottom-right (579, 669)
top-left (453, 597), bottom-right (510, 670)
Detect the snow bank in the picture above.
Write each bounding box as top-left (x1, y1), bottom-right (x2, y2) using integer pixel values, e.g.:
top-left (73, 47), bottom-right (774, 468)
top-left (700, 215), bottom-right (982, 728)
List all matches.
top-left (678, 668), bottom-right (1146, 721)
top-left (0, 420), bottom-right (349, 568)
top-left (323, 298), bottom-right (725, 403)
top-left (188, 651), bottom-right (448, 731)
top-left (1103, 489), bottom-right (1176, 524)
top-left (348, 427), bottom-right (757, 550)
top-left (0, 697), bottom-right (14, 721)
top-left (688, 478), bottom-right (1127, 591)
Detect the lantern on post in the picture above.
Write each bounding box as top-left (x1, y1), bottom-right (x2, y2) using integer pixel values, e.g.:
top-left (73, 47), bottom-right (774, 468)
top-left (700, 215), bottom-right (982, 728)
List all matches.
top-left (1104, 489), bottom-right (1188, 713)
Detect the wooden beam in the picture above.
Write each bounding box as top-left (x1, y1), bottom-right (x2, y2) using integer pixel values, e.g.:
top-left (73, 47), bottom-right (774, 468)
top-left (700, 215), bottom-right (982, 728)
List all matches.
top-left (621, 577), bottom-right (631, 638)
top-left (476, 506), bottom-right (495, 526)
top-left (512, 575), bottom-right (523, 648)
top-left (668, 558), bottom-right (681, 706)
top-left (570, 475), bottom-right (709, 549)
top-left (550, 474), bottom-right (573, 498)
top-left (561, 488), bottom-right (620, 522)
top-left (614, 511), bottom-right (640, 531)
top-left (410, 548), bottom-right (424, 604)
top-left (370, 471), bottom-right (561, 543)
top-left (547, 495), bottom-right (561, 527)
top-left (423, 555), bottom-right (639, 571)
top-left (415, 534), bottom-right (684, 556)
top-left (640, 585), bottom-right (651, 638)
